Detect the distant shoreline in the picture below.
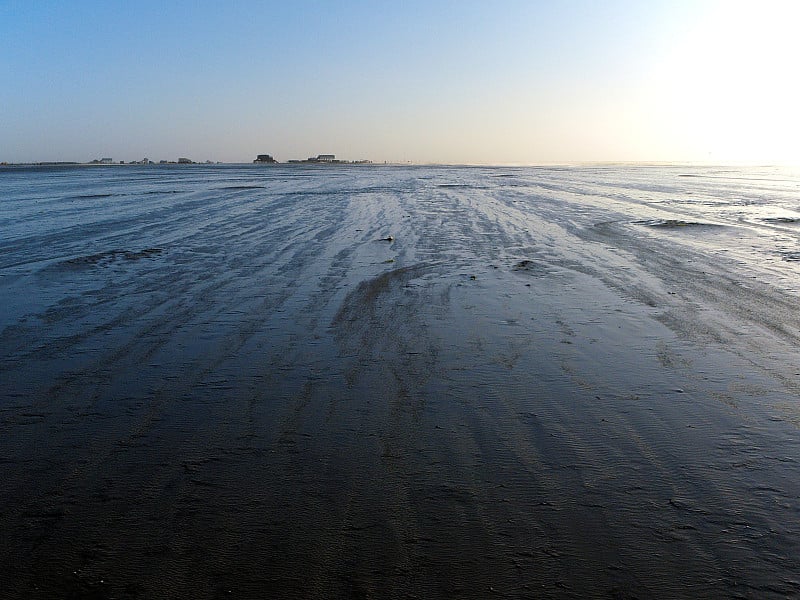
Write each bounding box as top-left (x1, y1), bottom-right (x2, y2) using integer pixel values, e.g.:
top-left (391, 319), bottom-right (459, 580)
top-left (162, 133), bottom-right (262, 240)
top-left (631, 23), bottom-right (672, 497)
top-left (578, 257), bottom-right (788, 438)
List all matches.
top-left (0, 161), bottom-right (394, 169)
top-left (2, 161), bottom-right (797, 169)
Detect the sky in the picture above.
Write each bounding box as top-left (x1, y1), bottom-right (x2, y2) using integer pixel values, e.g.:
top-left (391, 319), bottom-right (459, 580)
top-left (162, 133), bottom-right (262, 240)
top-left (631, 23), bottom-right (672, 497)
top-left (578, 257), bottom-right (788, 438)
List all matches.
top-left (2, 0), bottom-right (799, 164)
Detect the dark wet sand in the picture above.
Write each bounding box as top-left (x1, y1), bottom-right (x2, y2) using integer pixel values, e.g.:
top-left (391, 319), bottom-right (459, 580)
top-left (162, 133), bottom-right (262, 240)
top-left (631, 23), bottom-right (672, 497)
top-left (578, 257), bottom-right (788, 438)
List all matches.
top-left (1, 166), bottom-right (799, 598)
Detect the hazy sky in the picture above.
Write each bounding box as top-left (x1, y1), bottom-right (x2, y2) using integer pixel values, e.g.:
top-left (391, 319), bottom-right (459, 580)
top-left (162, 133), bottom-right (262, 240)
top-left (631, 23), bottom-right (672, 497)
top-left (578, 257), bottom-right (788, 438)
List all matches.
top-left (2, 0), bottom-right (798, 164)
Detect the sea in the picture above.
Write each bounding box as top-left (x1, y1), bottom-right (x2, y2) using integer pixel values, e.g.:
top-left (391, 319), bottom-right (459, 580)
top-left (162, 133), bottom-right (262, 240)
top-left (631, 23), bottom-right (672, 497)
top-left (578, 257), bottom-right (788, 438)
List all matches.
top-left (1, 163), bottom-right (799, 598)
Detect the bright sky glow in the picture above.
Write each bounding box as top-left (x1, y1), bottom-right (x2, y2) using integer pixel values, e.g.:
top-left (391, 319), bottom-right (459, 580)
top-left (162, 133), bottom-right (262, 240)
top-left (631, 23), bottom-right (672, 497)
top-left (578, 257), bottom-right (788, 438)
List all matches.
top-left (1, 0), bottom-right (798, 164)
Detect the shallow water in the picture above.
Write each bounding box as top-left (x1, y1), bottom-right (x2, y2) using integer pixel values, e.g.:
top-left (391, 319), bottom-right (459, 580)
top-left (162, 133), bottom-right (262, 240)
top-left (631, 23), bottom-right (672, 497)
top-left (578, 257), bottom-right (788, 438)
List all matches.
top-left (1, 164), bottom-right (799, 598)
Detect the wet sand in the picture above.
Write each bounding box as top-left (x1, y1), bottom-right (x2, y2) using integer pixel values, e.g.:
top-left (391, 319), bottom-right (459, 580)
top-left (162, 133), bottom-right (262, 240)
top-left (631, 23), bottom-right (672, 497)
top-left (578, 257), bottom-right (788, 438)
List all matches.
top-left (1, 165), bottom-right (799, 598)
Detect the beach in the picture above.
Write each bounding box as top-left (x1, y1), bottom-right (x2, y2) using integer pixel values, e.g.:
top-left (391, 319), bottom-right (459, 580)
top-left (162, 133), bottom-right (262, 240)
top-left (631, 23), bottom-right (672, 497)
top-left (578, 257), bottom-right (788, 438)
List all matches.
top-left (1, 164), bottom-right (799, 598)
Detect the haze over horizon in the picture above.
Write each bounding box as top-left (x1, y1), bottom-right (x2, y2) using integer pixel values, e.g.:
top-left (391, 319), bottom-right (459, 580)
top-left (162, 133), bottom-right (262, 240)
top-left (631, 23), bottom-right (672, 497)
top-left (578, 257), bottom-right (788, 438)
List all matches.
top-left (3, 0), bottom-right (799, 165)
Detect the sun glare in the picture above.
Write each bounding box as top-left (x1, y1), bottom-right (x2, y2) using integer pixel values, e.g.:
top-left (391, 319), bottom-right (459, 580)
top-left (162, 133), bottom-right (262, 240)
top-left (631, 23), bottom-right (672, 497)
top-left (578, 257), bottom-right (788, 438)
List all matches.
top-left (653, 1), bottom-right (800, 163)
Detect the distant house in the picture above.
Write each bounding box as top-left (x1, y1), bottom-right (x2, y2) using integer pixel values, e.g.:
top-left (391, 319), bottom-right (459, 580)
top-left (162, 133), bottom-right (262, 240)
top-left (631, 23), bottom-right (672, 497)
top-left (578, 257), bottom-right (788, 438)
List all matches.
top-left (287, 153), bottom-right (356, 164)
top-left (301, 154), bottom-right (336, 163)
top-left (178, 157), bottom-right (192, 164)
top-left (254, 154), bottom-right (277, 163)
top-left (100, 157), bottom-right (113, 164)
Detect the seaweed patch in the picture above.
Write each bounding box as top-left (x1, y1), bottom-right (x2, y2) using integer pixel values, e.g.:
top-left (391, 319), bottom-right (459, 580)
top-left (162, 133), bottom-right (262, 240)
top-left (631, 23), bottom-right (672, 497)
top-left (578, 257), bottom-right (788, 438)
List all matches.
top-left (634, 219), bottom-right (722, 229)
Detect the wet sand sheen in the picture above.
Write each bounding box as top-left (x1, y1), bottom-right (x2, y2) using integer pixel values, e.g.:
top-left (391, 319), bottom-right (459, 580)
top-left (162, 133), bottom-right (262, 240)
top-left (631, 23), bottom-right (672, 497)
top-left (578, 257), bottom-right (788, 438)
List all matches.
top-left (1, 165), bottom-right (799, 598)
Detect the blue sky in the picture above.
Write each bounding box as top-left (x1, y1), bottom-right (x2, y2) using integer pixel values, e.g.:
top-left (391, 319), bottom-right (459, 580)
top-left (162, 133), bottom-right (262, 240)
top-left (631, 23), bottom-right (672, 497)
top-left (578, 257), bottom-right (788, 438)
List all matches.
top-left (2, 1), bottom-right (798, 164)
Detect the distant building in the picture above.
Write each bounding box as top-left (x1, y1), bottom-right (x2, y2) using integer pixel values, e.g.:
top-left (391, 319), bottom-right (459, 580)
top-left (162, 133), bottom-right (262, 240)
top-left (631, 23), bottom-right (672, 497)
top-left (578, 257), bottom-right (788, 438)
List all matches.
top-left (100, 158), bottom-right (113, 164)
top-left (254, 154), bottom-right (277, 163)
top-left (286, 153), bottom-right (364, 165)
top-left (177, 157), bottom-right (192, 164)
top-left (299, 154), bottom-right (338, 163)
